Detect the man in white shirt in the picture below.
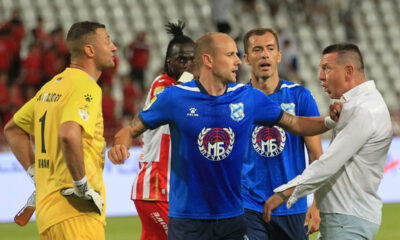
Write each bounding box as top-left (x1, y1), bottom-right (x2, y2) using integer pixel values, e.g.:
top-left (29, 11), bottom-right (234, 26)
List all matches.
top-left (263, 43), bottom-right (393, 240)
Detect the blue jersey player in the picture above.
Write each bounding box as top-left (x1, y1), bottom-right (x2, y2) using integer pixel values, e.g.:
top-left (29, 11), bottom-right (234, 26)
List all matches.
top-left (108, 33), bottom-right (335, 240)
top-left (242, 28), bottom-right (323, 239)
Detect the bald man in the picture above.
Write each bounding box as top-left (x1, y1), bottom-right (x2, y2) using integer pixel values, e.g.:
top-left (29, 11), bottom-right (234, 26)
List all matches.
top-left (108, 33), bottom-right (337, 239)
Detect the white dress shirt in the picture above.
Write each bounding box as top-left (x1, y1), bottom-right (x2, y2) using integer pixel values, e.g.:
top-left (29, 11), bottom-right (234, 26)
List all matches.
top-left (275, 80), bottom-right (393, 225)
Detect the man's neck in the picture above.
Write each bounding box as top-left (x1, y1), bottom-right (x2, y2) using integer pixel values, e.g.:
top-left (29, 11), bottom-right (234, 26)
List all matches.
top-left (198, 74), bottom-right (227, 96)
top-left (251, 74), bottom-right (280, 95)
top-left (70, 60), bottom-right (101, 81)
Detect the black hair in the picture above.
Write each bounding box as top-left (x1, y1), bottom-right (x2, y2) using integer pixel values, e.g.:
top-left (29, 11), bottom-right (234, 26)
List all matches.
top-left (164, 20), bottom-right (194, 74)
top-left (66, 21), bottom-right (105, 58)
top-left (323, 43), bottom-right (364, 72)
top-left (243, 28), bottom-right (279, 54)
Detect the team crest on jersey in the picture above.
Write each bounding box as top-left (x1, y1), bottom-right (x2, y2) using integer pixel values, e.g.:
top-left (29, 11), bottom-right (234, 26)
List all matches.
top-left (198, 127), bottom-right (235, 161)
top-left (230, 103), bottom-right (244, 121)
top-left (280, 103), bottom-right (296, 115)
top-left (252, 126), bottom-right (286, 157)
top-left (78, 105), bottom-right (90, 121)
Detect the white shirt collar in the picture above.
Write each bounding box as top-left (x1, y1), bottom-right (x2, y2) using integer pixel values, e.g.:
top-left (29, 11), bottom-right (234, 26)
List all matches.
top-left (340, 80), bottom-right (375, 102)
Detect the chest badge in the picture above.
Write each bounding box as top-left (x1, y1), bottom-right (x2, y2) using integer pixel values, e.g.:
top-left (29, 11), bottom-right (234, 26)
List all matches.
top-left (198, 127), bottom-right (235, 161)
top-left (230, 102), bottom-right (244, 121)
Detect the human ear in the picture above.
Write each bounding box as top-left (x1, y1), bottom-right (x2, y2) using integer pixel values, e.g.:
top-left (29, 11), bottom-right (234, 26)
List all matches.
top-left (84, 45), bottom-right (95, 58)
top-left (203, 54), bottom-right (213, 68)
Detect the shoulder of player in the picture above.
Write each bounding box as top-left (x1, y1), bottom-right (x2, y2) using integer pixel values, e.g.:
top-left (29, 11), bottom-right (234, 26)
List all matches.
top-left (227, 83), bottom-right (248, 93)
top-left (150, 74), bottom-right (176, 90)
top-left (280, 80), bottom-right (312, 95)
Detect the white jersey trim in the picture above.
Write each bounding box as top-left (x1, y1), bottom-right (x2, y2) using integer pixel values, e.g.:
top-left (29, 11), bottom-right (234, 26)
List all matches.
top-left (227, 83), bottom-right (246, 92)
top-left (176, 85), bottom-right (201, 92)
top-left (281, 83), bottom-right (300, 89)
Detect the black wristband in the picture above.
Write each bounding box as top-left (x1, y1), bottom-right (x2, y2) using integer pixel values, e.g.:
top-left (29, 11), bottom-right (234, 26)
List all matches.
top-left (277, 191), bottom-right (289, 201)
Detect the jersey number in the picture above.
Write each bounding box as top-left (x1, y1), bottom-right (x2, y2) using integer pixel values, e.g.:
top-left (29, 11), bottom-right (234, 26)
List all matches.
top-left (39, 111), bottom-right (47, 153)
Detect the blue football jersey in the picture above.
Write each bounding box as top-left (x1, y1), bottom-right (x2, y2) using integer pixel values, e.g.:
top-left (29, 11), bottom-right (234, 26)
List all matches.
top-left (139, 79), bottom-right (283, 219)
top-left (241, 79), bottom-right (320, 215)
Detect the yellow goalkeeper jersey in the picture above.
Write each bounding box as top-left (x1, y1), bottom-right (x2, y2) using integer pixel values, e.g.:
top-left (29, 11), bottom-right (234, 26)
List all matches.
top-left (14, 68), bottom-right (106, 233)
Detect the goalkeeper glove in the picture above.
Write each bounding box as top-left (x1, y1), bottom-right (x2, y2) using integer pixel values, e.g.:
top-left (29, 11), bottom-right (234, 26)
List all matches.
top-left (61, 176), bottom-right (104, 215)
top-left (27, 164), bottom-right (35, 184)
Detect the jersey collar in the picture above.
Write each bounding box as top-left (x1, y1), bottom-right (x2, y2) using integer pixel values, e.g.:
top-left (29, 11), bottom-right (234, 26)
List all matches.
top-left (195, 78), bottom-right (228, 95)
top-left (247, 78), bottom-right (283, 94)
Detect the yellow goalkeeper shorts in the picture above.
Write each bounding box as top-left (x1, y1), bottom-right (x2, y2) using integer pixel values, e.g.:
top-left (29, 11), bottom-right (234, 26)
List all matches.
top-left (40, 215), bottom-right (105, 240)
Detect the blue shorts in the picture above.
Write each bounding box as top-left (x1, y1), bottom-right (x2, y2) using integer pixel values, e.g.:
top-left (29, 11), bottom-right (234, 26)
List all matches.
top-left (244, 208), bottom-right (308, 240)
top-left (168, 215), bottom-right (247, 240)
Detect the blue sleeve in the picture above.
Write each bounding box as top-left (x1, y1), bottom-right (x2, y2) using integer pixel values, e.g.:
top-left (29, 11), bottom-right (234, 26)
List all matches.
top-left (252, 88), bottom-right (283, 126)
top-left (298, 88), bottom-right (320, 117)
top-left (139, 87), bottom-right (172, 129)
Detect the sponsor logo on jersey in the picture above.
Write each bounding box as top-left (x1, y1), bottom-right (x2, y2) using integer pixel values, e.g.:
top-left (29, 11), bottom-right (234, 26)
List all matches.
top-left (187, 107), bottom-right (199, 117)
top-left (198, 127), bottom-right (235, 161)
top-left (143, 96), bottom-right (157, 111)
top-left (230, 102), bottom-right (244, 121)
top-left (280, 103), bottom-right (296, 115)
top-left (252, 126), bottom-right (286, 157)
top-left (150, 212), bottom-right (168, 234)
top-left (153, 86), bottom-right (165, 96)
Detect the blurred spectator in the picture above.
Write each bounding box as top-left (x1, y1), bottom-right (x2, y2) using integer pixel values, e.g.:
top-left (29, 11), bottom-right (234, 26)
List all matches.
top-left (278, 39), bottom-right (301, 84)
top-left (32, 16), bottom-right (48, 44)
top-left (242, 0), bottom-right (257, 14)
top-left (276, 27), bottom-right (291, 49)
top-left (24, 85), bottom-right (37, 101)
top-left (42, 44), bottom-right (63, 83)
top-left (341, 3), bottom-right (358, 43)
top-left (0, 9), bottom-right (25, 81)
top-left (121, 74), bottom-right (139, 119)
top-left (264, 0), bottom-right (280, 17)
top-left (0, 30), bottom-right (11, 73)
top-left (22, 42), bottom-right (43, 89)
top-left (127, 32), bottom-right (149, 91)
top-left (211, 0), bottom-right (233, 33)
top-left (102, 83), bottom-right (117, 129)
top-left (0, 73), bottom-right (9, 124)
top-left (50, 26), bottom-right (70, 66)
top-left (99, 56), bottom-right (119, 86)
top-left (2, 83), bottom-right (24, 125)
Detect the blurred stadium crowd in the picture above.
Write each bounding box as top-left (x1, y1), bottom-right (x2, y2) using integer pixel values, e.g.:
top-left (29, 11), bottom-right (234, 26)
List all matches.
top-left (0, 0), bottom-right (399, 150)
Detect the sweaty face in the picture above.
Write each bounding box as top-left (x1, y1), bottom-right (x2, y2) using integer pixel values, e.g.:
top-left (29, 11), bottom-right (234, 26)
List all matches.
top-left (167, 42), bottom-right (195, 80)
top-left (93, 28), bottom-right (117, 70)
top-left (318, 53), bottom-right (347, 99)
top-left (244, 32), bottom-right (281, 80)
top-left (212, 35), bottom-right (242, 83)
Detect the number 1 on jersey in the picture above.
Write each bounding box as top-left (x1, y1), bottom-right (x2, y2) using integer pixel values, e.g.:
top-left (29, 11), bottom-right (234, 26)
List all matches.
top-left (39, 111), bottom-right (47, 153)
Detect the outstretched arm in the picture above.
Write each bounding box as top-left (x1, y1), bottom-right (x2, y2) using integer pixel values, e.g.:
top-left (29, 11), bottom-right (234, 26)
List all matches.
top-left (108, 117), bottom-right (148, 164)
top-left (277, 112), bottom-right (328, 136)
top-left (277, 102), bottom-right (343, 136)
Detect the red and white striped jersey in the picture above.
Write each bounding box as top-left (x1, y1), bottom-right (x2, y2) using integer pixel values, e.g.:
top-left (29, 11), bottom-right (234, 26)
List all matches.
top-left (131, 73), bottom-right (177, 201)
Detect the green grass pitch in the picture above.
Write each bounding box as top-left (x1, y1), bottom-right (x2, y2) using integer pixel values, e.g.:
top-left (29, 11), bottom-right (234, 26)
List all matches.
top-left (0, 203), bottom-right (399, 239)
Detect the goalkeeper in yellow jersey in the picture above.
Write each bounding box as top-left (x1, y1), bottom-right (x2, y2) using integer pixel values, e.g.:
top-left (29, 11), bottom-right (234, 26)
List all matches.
top-left (4, 21), bottom-right (117, 239)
